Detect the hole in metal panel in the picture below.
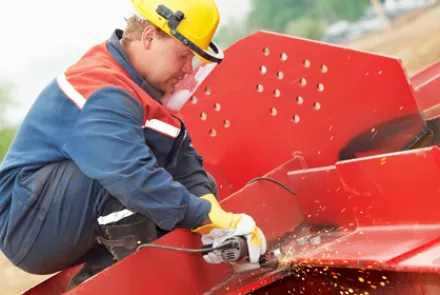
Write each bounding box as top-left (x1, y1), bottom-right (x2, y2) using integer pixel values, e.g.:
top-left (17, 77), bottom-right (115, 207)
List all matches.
top-left (257, 84), bottom-right (264, 93)
top-left (321, 64), bottom-right (328, 73)
top-left (300, 78), bottom-right (307, 87)
top-left (314, 102), bottom-right (321, 110)
top-left (214, 103), bottom-right (221, 111)
top-left (304, 59), bottom-right (311, 68)
top-left (274, 89), bottom-right (281, 98)
top-left (224, 120), bottom-right (231, 128)
top-left (277, 71), bottom-right (284, 79)
top-left (317, 83), bottom-right (324, 92)
top-left (209, 129), bottom-right (217, 137)
top-left (260, 65), bottom-right (267, 75)
top-left (263, 47), bottom-right (270, 56)
top-left (297, 96), bottom-right (304, 105)
top-left (200, 112), bottom-right (207, 121)
top-left (270, 108), bottom-right (278, 116)
top-left (205, 87), bottom-right (211, 95)
top-left (191, 96), bottom-right (198, 104)
top-left (292, 115), bottom-right (300, 123)
top-left (281, 52), bottom-right (288, 61)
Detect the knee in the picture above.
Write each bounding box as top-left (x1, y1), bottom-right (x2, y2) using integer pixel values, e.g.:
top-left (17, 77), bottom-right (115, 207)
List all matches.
top-left (16, 261), bottom-right (62, 276)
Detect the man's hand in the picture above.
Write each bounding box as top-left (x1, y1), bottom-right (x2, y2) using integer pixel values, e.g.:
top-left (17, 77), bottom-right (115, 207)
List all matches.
top-left (192, 194), bottom-right (267, 264)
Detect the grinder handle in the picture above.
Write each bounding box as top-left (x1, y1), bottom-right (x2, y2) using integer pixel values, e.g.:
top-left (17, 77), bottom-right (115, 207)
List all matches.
top-left (201, 244), bottom-right (214, 255)
top-left (201, 236), bottom-right (244, 252)
top-left (200, 236), bottom-right (248, 262)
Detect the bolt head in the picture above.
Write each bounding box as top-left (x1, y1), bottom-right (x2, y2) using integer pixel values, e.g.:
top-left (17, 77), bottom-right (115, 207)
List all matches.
top-left (309, 236), bottom-right (322, 246)
top-left (297, 237), bottom-right (308, 245)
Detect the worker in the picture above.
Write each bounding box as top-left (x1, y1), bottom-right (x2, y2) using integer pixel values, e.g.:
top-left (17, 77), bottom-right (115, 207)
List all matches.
top-left (0, 0), bottom-right (267, 290)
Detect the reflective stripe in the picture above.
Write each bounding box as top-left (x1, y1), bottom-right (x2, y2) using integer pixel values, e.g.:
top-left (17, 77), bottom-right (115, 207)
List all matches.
top-left (143, 119), bottom-right (180, 138)
top-left (98, 209), bottom-right (135, 225)
top-left (56, 73), bottom-right (86, 109)
top-left (56, 73), bottom-right (180, 139)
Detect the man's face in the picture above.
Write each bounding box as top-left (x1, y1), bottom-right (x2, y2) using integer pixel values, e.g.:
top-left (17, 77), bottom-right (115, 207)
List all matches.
top-left (143, 31), bottom-right (195, 92)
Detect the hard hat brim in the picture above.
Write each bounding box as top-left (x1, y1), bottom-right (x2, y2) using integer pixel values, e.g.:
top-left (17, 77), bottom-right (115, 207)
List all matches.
top-left (170, 29), bottom-right (224, 64)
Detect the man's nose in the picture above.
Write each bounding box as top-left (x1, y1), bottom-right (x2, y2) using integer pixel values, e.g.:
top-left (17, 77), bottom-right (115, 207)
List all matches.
top-left (182, 58), bottom-right (194, 75)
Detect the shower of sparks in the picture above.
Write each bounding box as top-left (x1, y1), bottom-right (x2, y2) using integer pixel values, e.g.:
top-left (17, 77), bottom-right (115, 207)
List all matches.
top-left (263, 249), bottom-right (394, 295)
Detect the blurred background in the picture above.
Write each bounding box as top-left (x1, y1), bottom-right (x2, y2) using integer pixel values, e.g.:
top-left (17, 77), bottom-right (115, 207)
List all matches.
top-left (0, 0), bottom-right (439, 294)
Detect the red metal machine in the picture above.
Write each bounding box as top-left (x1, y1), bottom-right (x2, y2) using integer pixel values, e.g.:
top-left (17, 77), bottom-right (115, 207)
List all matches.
top-left (22, 31), bottom-right (440, 295)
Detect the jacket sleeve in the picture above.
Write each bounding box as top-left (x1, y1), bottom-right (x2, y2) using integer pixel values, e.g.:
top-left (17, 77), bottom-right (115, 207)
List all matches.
top-left (62, 86), bottom-right (211, 231)
top-left (171, 139), bottom-right (217, 198)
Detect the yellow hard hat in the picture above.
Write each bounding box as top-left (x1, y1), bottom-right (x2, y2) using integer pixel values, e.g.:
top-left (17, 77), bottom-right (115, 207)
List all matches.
top-left (131, 0), bottom-right (224, 64)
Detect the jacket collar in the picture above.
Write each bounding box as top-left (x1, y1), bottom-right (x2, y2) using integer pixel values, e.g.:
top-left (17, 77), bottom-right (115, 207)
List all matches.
top-left (106, 29), bottom-right (165, 102)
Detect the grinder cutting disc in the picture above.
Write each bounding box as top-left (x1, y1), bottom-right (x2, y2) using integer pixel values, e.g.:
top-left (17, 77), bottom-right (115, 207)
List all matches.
top-left (232, 248), bottom-right (282, 274)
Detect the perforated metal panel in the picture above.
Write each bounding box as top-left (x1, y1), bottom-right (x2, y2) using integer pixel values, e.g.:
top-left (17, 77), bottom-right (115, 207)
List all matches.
top-left (181, 31), bottom-right (425, 197)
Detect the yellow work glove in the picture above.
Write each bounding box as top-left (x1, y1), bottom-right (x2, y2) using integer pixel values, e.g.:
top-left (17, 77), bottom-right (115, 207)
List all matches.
top-left (192, 194), bottom-right (267, 264)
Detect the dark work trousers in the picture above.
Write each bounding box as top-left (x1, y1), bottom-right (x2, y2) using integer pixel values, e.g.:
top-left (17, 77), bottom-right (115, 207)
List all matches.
top-left (13, 160), bottom-right (215, 275)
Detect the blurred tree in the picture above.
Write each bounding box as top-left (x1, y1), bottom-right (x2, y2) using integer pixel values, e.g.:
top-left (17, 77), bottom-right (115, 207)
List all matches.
top-left (0, 84), bottom-right (18, 161)
top-left (214, 18), bottom-right (250, 49)
top-left (285, 17), bottom-right (326, 41)
top-left (247, 0), bottom-right (305, 33)
top-left (328, 0), bottom-right (371, 22)
top-left (214, 0), bottom-right (375, 47)
top-left (248, 0), bottom-right (371, 31)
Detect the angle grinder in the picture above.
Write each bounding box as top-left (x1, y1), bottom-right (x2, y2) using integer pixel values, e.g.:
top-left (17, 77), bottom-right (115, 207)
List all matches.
top-left (137, 236), bottom-right (281, 273)
top-left (201, 236), bottom-right (281, 273)
top-left (201, 236), bottom-right (249, 262)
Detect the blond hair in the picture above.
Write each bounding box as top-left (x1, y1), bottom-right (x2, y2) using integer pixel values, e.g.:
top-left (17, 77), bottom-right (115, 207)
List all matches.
top-left (123, 15), bottom-right (169, 41)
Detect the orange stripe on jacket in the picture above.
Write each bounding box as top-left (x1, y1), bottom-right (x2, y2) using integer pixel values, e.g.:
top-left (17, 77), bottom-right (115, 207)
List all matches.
top-left (59, 40), bottom-right (182, 133)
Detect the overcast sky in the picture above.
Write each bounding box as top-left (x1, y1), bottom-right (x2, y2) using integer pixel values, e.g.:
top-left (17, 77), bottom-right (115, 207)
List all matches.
top-left (0, 0), bottom-right (250, 124)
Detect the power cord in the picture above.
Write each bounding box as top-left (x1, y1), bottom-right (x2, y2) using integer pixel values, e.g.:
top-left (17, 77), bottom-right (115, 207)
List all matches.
top-left (137, 239), bottom-right (234, 252)
top-left (137, 178), bottom-right (295, 252)
top-left (247, 177), bottom-right (296, 195)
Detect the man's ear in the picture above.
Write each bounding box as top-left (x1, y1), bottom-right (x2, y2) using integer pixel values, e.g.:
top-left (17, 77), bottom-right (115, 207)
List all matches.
top-left (141, 25), bottom-right (157, 50)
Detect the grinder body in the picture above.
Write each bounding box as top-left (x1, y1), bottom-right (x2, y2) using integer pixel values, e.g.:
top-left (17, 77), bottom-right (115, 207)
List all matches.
top-left (220, 236), bottom-right (248, 262)
top-left (202, 236), bottom-right (249, 262)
